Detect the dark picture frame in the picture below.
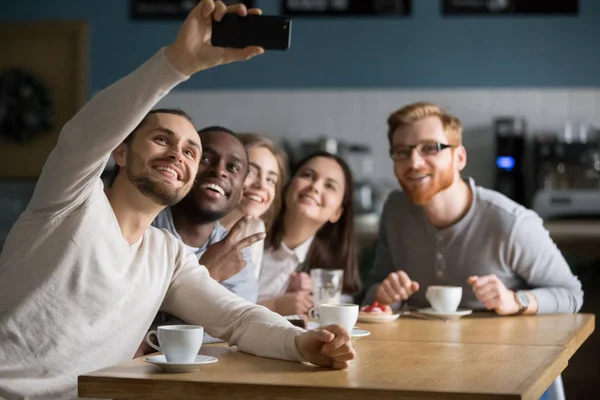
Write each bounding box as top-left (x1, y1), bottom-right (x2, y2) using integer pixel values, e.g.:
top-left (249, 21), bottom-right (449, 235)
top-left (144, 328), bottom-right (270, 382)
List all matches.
top-left (282, 0), bottom-right (412, 17)
top-left (131, 0), bottom-right (256, 20)
top-left (442, 0), bottom-right (578, 16)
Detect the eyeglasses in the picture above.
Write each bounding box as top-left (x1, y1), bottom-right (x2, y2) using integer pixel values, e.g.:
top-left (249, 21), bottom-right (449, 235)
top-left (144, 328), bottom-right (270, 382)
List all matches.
top-left (389, 141), bottom-right (455, 161)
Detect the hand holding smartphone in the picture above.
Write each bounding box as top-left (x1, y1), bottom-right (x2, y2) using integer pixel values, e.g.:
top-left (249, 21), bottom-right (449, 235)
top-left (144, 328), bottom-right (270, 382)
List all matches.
top-left (211, 14), bottom-right (292, 51)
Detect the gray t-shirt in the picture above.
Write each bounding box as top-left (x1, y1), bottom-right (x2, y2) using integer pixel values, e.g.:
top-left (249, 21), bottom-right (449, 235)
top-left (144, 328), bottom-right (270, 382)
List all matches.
top-left (364, 178), bottom-right (583, 314)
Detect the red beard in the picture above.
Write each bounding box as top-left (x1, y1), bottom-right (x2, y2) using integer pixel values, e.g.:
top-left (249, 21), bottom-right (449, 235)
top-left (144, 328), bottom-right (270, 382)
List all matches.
top-left (398, 164), bottom-right (455, 205)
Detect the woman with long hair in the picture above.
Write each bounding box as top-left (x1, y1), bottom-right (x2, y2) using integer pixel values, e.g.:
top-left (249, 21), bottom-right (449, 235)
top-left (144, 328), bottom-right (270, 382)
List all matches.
top-left (220, 133), bottom-right (288, 278)
top-left (258, 151), bottom-right (361, 316)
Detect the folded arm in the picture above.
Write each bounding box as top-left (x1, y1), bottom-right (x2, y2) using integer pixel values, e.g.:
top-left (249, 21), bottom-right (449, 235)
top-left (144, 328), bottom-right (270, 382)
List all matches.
top-left (161, 253), bottom-right (305, 362)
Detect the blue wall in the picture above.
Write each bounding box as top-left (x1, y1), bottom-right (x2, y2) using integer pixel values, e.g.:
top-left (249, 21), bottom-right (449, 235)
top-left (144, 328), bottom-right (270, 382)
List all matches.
top-left (2, 0), bottom-right (599, 91)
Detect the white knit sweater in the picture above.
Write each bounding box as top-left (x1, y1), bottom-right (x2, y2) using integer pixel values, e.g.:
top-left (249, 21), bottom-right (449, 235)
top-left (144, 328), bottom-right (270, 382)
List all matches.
top-left (0, 48), bottom-right (304, 400)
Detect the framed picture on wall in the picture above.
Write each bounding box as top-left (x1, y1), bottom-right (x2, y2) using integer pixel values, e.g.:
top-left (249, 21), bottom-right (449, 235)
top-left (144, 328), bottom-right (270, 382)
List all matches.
top-left (442, 0), bottom-right (578, 16)
top-left (131, 0), bottom-right (255, 20)
top-left (282, 0), bottom-right (412, 17)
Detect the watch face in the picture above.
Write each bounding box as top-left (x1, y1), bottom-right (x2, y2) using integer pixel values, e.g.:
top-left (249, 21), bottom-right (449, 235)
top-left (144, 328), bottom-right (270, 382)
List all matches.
top-left (516, 291), bottom-right (529, 307)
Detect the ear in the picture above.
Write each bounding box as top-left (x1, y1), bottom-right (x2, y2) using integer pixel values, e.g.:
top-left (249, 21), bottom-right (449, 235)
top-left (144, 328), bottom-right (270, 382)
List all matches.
top-left (455, 145), bottom-right (467, 172)
top-left (113, 142), bottom-right (129, 168)
top-left (329, 206), bottom-right (343, 224)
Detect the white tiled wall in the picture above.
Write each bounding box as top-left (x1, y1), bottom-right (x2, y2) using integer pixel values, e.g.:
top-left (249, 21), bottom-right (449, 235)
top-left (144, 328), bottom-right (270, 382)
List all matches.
top-left (157, 88), bottom-right (600, 189)
top-left (1, 88), bottom-right (599, 242)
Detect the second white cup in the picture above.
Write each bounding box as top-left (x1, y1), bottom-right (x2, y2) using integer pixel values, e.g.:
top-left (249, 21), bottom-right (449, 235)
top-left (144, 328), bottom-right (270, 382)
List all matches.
top-left (308, 303), bottom-right (358, 334)
top-left (425, 286), bottom-right (462, 313)
top-left (145, 325), bottom-right (204, 363)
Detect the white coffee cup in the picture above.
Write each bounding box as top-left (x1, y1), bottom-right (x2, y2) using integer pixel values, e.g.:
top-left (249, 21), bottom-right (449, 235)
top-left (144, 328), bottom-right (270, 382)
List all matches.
top-left (308, 303), bottom-right (358, 334)
top-left (425, 286), bottom-right (462, 313)
top-left (145, 325), bottom-right (204, 363)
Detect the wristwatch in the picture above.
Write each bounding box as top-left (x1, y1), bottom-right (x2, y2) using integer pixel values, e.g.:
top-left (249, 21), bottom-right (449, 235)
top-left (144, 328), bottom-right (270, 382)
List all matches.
top-left (514, 291), bottom-right (529, 315)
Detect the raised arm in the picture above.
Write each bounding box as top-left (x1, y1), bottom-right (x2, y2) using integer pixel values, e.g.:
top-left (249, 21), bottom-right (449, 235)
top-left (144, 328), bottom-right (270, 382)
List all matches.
top-left (27, 49), bottom-right (188, 217)
top-left (28, 0), bottom-right (264, 218)
top-left (508, 212), bottom-right (584, 314)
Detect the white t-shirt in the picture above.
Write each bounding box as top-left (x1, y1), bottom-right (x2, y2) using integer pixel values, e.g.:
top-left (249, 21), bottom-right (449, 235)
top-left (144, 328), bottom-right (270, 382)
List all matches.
top-left (258, 237), bottom-right (314, 302)
top-left (0, 48), bottom-right (303, 400)
top-left (241, 218), bottom-right (266, 280)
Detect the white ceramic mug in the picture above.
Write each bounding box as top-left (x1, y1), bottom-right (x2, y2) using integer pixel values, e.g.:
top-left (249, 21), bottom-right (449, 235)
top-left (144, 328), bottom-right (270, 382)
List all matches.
top-left (425, 286), bottom-right (462, 313)
top-left (145, 325), bottom-right (204, 363)
top-left (308, 303), bottom-right (358, 334)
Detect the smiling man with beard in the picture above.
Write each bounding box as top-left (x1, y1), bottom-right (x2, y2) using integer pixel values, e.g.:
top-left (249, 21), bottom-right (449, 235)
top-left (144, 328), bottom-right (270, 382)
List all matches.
top-left (0, 2), bottom-right (356, 399)
top-left (362, 102), bottom-right (583, 318)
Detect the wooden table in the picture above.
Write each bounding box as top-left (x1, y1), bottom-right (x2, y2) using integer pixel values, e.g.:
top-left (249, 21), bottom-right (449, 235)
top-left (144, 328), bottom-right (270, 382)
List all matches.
top-left (361, 313), bottom-right (595, 358)
top-left (78, 314), bottom-right (595, 400)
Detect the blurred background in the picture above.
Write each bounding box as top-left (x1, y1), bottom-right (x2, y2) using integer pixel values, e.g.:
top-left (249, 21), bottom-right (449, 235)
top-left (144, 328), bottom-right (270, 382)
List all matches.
top-left (0, 0), bottom-right (598, 396)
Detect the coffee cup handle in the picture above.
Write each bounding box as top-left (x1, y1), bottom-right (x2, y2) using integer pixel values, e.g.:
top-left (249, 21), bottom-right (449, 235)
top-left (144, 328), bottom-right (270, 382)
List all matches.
top-left (308, 306), bottom-right (319, 321)
top-left (145, 330), bottom-right (162, 353)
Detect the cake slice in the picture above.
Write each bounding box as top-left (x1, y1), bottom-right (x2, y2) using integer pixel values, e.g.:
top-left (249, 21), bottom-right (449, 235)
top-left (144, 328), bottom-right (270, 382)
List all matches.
top-left (359, 301), bottom-right (392, 317)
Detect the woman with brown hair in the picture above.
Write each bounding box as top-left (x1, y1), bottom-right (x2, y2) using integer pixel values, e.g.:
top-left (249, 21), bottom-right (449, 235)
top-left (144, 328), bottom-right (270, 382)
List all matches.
top-left (258, 151), bottom-right (361, 316)
top-left (220, 133), bottom-right (288, 278)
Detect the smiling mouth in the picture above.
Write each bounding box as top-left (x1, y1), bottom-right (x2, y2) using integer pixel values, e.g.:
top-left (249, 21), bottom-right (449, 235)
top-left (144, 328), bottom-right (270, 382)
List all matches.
top-left (299, 194), bottom-right (320, 206)
top-left (154, 165), bottom-right (180, 181)
top-left (199, 182), bottom-right (226, 198)
top-left (245, 193), bottom-right (264, 203)
top-left (407, 175), bottom-right (431, 181)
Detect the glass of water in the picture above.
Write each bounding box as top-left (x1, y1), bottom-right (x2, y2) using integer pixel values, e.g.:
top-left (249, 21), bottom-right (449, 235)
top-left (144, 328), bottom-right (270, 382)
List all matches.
top-left (311, 269), bottom-right (344, 306)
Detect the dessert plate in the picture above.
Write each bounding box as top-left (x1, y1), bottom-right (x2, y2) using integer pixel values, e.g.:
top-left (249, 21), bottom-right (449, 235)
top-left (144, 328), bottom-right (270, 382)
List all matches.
top-left (357, 313), bottom-right (400, 323)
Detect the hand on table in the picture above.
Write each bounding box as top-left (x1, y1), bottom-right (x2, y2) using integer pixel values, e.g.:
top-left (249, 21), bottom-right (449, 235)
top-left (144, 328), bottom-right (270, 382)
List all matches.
top-left (467, 275), bottom-right (519, 315)
top-left (374, 271), bottom-right (420, 305)
top-left (295, 324), bottom-right (356, 369)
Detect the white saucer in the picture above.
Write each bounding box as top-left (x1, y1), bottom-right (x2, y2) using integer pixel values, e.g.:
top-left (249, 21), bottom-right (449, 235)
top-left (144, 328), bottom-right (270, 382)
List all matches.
top-left (357, 313), bottom-right (400, 324)
top-left (351, 328), bottom-right (371, 340)
top-left (144, 355), bottom-right (218, 373)
top-left (418, 308), bottom-right (473, 320)
top-left (306, 322), bottom-right (370, 339)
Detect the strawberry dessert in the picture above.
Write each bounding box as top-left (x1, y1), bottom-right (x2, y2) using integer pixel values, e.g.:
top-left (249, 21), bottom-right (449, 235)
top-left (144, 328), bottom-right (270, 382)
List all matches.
top-left (359, 301), bottom-right (392, 317)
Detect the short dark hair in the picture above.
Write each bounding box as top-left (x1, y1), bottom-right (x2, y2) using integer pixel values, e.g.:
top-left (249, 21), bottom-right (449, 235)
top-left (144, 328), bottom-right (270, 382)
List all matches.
top-left (109, 108), bottom-right (194, 186)
top-left (125, 108), bottom-right (194, 144)
top-left (197, 125), bottom-right (236, 136)
top-left (196, 125), bottom-right (249, 173)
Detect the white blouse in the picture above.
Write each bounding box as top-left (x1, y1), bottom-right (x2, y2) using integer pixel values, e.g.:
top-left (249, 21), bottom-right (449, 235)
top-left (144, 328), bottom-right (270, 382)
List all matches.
top-left (239, 218), bottom-right (266, 280)
top-left (257, 237), bottom-right (314, 302)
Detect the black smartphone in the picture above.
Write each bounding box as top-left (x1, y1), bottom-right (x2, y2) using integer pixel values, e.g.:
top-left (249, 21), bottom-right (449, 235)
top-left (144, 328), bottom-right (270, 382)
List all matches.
top-left (211, 14), bottom-right (292, 51)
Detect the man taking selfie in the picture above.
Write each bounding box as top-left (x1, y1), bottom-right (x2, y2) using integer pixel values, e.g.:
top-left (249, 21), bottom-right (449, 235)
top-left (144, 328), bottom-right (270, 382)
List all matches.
top-left (0, 2), bottom-right (355, 399)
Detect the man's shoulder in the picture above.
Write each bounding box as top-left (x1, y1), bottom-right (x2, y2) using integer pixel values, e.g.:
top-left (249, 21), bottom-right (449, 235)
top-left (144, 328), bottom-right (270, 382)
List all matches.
top-left (474, 185), bottom-right (542, 226)
top-left (382, 189), bottom-right (412, 213)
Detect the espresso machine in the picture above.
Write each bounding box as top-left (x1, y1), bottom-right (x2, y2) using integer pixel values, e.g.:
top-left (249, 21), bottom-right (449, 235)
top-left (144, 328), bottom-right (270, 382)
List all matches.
top-left (494, 117), bottom-right (528, 206)
top-left (531, 127), bottom-right (600, 219)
